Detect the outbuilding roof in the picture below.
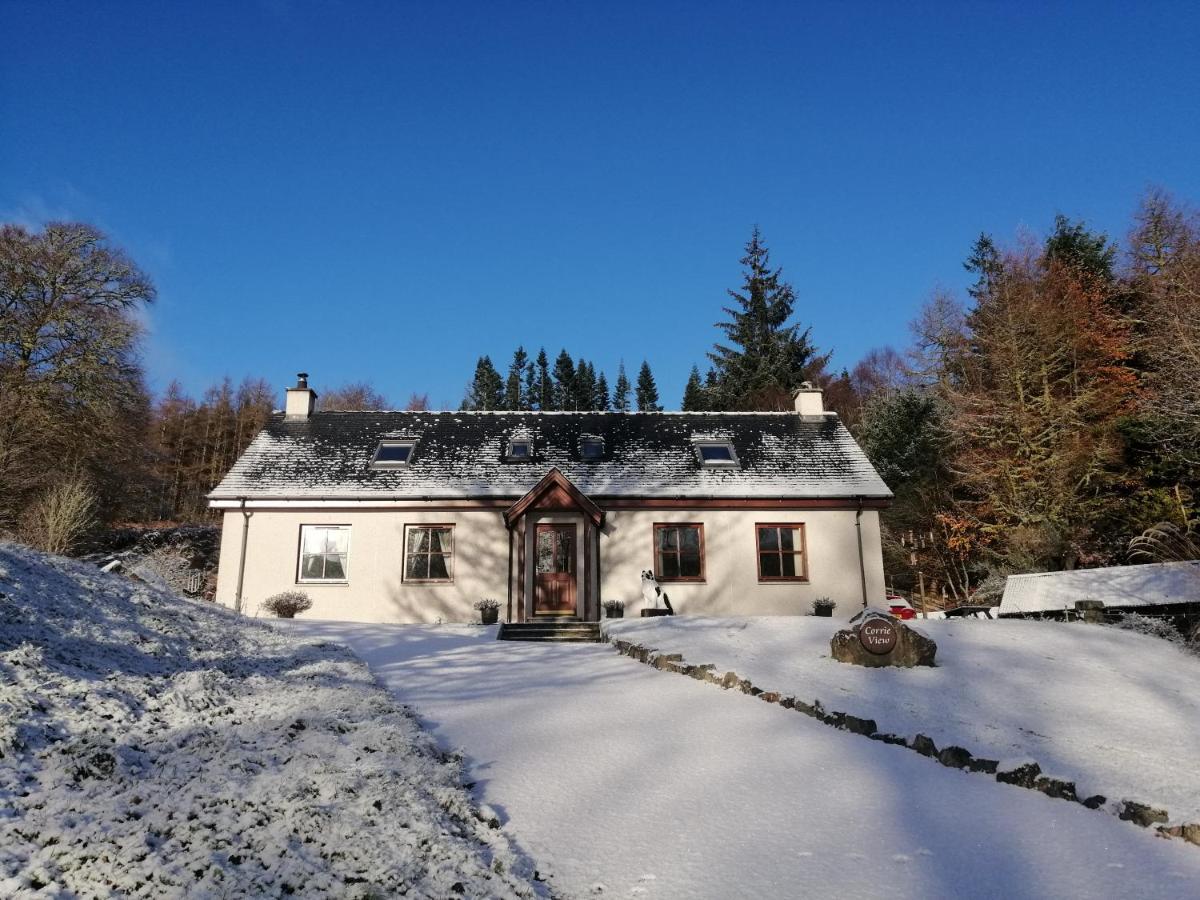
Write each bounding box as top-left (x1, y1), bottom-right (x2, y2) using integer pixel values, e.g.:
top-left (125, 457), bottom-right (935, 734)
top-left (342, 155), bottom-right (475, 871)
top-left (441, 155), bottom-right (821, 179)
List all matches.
top-left (999, 561), bottom-right (1200, 616)
top-left (208, 410), bottom-right (892, 502)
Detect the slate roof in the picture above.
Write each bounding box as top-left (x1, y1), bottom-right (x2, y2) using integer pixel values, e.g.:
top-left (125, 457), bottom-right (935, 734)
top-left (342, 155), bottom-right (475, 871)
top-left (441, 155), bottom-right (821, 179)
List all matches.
top-left (208, 410), bottom-right (892, 501)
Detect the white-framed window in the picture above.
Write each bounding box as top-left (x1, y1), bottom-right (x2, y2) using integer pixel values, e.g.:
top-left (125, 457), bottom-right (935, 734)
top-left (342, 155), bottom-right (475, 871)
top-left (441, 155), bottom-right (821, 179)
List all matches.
top-left (371, 440), bottom-right (416, 468)
top-left (404, 524), bottom-right (455, 582)
top-left (298, 525), bottom-right (350, 583)
top-left (694, 440), bottom-right (739, 467)
top-left (505, 439), bottom-right (533, 461)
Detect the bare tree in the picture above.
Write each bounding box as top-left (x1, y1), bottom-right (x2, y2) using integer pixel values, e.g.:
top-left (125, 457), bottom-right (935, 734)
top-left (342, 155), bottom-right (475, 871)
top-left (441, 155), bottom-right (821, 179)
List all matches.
top-left (404, 392), bottom-right (431, 411)
top-left (19, 475), bottom-right (97, 555)
top-left (0, 222), bottom-right (155, 527)
top-left (317, 381), bottom-right (390, 411)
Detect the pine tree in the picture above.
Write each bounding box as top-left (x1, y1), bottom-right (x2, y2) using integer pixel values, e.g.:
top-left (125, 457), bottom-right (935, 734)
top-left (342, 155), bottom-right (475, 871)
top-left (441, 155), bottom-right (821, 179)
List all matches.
top-left (681, 366), bottom-right (707, 411)
top-left (552, 350), bottom-right (575, 410)
top-left (462, 356), bottom-right (504, 410)
top-left (636, 360), bottom-right (661, 411)
top-left (504, 346), bottom-right (529, 410)
top-left (572, 358), bottom-right (597, 410)
top-left (964, 234), bottom-right (1003, 302)
top-left (707, 227), bottom-right (829, 410)
top-left (595, 372), bottom-right (611, 411)
top-left (523, 361), bottom-right (537, 411)
top-left (536, 348), bottom-right (553, 411)
top-left (613, 362), bottom-right (631, 412)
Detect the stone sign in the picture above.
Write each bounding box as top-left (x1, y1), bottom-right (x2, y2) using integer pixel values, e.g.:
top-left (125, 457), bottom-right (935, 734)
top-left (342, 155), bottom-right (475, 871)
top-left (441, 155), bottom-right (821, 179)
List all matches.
top-left (859, 618), bottom-right (898, 655)
top-left (830, 608), bottom-right (937, 668)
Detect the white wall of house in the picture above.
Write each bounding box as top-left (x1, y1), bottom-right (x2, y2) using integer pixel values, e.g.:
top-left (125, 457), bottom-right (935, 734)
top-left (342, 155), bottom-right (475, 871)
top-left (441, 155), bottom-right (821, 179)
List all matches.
top-left (216, 508), bottom-right (514, 624)
top-left (215, 505), bottom-right (885, 624)
top-left (599, 508), bottom-right (885, 620)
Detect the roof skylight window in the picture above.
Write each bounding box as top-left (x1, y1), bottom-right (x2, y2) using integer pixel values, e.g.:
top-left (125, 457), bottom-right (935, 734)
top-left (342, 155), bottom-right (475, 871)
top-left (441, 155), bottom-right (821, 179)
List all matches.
top-left (694, 440), bottom-right (739, 467)
top-left (506, 439), bottom-right (533, 461)
top-left (371, 440), bottom-right (416, 469)
top-left (580, 436), bottom-right (604, 461)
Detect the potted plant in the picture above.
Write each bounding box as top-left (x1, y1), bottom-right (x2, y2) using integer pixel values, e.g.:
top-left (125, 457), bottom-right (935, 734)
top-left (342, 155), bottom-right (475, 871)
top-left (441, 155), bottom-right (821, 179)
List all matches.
top-left (603, 599), bottom-right (625, 619)
top-left (474, 598), bottom-right (500, 625)
top-left (263, 590), bottom-right (313, 619)
top-left (811, 597), bottom-right (837, 618)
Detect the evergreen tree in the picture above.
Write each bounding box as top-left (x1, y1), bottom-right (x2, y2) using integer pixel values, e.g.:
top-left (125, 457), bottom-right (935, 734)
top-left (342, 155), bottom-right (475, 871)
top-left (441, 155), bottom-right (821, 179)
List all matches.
top-left (504, 346), bottom-right (529, 410)
top-left (552, 349), bottom-right (575, 410)
top-left (613, 362), bottom-right (631, 411)
top-left (536, 348), bottom-right (553, 410)
top-left (1044, 214), bottom-right (1116, 283)
top-left (572, 358), bottom-right (597, 410)
top-left (964, 233), bottom-right (1003, 302)
top-left (707, 228), bottom-right (829, 410)
top-left (462, 356), bottom-right (504, 410)
top-left (523, 361), bottom-right (537, 411)
top-left (681, 365), bottom-right (707, 411)
top-left (595, 372), bottom-right (611, 411)
top-left (635, 360), bottom-right (661, 411)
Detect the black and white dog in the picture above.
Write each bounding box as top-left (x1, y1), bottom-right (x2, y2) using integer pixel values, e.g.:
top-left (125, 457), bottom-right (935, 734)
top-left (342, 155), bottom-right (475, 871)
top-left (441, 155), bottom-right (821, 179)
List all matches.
top-left (640, 570), bottom-right (675, 615)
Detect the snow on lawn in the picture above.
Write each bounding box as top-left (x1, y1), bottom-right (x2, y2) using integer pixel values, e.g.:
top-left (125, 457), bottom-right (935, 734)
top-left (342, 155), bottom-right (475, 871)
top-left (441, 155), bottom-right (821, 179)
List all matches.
top-left (0, 543), bottom-right (543, 898)
top-left (606, 616), bottom-right (1200, 824)
top-left (290, 619), bottom-right (1200, 900)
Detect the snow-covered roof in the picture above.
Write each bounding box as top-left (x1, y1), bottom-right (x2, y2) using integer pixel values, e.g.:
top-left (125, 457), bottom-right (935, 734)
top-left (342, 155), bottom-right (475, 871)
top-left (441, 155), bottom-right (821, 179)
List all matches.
top-left (999, 561), bottom-right (1200, 616)
top-left (208, 410), bottom-right (892, 501)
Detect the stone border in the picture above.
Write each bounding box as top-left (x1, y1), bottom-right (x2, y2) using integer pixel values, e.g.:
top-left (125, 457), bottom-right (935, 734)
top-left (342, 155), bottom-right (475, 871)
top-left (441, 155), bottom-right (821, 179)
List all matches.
top-left (606, 635), bottom-right (1200, 850)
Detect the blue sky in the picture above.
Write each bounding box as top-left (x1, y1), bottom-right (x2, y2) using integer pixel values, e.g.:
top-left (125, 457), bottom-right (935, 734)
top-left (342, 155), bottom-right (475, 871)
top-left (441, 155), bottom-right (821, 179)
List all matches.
top-left (3, 2), bottom-right (1198, 409)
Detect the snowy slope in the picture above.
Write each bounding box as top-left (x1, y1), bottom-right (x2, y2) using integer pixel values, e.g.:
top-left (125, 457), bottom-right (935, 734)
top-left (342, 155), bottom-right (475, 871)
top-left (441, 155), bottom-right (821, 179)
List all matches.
top-left (0, 543), bottom-right (543, 898)
top-left (289, 620), bottom-right (1200, 900)
top-left (606, 616), bottom-right (1200, 824)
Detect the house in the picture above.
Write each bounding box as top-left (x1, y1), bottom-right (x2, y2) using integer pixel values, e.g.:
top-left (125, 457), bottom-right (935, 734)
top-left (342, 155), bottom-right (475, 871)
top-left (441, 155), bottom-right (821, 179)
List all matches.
top-left (999, 561), bottom-right (1200, 619)
top-left (209, 375), bottom-right (892, 623)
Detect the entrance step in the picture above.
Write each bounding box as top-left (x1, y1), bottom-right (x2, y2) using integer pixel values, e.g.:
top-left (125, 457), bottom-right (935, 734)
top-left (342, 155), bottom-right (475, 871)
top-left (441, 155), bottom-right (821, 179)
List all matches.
top-left (498, 621), bottom-right (603, 643)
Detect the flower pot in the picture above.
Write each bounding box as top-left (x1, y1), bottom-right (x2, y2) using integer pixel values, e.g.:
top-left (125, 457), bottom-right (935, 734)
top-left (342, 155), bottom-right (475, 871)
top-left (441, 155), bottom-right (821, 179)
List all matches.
top-left (641, 608), bottom-right (671, 617)
top-left (605, 608), bottom-right (624, 619)
top-left (480, 608), bottom-right (499, 625)
top-left (813, 607), bottom-right (834, 618)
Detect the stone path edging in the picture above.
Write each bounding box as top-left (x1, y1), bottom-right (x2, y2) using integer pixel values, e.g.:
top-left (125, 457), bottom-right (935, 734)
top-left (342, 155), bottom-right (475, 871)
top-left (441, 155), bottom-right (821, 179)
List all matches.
top-left (605, 635), bottom-right (1200, 850)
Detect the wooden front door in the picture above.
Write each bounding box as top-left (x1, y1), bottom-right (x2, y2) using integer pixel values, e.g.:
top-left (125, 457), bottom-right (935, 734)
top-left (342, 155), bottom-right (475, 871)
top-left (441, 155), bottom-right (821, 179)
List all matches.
top-left (534, 524), bottom-right (577, 616)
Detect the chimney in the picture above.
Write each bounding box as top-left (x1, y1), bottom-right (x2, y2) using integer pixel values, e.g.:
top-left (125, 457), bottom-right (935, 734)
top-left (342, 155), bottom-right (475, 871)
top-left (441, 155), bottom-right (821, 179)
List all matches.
top-left (792, 381), bottom-right (824, 417)
top-left (285, 372), bottom-right (318, 419)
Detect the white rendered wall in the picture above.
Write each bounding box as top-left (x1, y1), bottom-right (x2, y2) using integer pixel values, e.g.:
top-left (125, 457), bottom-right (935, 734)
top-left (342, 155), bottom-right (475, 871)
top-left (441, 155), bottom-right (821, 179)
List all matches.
top-left (598, 508), bottom-right (885, 621)
top-left (215, 505), bottom-right (886, 624)
top-left (216, 508), bottom-right (512, 624)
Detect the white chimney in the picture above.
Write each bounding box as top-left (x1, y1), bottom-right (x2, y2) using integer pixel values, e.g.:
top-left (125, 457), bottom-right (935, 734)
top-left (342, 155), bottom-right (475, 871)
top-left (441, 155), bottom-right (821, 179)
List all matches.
top-left (792, 381), bottom-right (824, 417)
top-left (285, 372), bottom-right (318, 419)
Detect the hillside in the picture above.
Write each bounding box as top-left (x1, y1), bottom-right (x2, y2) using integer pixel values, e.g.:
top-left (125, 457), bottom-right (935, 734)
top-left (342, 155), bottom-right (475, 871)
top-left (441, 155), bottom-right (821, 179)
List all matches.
top-left (0, 543), bottom-right (543, 898)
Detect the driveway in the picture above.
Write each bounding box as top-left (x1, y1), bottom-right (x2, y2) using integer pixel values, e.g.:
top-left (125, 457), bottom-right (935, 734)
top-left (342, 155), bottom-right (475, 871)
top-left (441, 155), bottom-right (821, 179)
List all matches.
top-left (288, 622), bottom-right (1200, 899)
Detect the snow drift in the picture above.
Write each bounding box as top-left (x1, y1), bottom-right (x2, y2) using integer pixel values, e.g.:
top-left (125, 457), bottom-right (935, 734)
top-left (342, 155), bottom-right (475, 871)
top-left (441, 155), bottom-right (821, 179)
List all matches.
top-left (0, 542), bottom-right (542, 898)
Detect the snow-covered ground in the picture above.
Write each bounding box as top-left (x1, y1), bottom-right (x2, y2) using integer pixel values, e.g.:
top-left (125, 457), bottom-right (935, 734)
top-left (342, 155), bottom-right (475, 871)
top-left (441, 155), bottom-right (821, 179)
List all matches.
top-left (606, 616), bottom-right (1200, 825)
top-left (0, 543), bottom-right (543, 898)
top-left (290, 620), bottom-right (1200, 900)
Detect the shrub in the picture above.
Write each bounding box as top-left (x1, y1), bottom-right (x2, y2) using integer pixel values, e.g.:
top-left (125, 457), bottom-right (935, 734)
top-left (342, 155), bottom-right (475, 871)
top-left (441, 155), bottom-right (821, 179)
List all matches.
top-left (603, 600), bottom-right (624, 613)
top-left (473, 598), bottom-right (500, 612)
top-left (263, 591), bottom-right (313, 619)
top-left (811, 597), bottom-right (836, 613)
top-left (19, 475), bottom-right (97, 556)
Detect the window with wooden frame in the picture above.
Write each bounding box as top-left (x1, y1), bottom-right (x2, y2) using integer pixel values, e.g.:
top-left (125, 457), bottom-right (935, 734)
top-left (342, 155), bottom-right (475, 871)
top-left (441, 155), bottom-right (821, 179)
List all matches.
top-left (505, 439), bottom-right (533, 461)
top-left (403, 525), bottom-right (455, 583)
top-left (654, 523), bottom-right (705, 582)
top-left (297, 525), bottom-right (350, 583)
top-left (756, 523), bottom-right (808, 581)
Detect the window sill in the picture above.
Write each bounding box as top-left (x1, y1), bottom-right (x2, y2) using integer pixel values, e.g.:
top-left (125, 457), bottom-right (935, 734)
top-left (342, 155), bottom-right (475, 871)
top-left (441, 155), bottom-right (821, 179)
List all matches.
top-left (296, 580), bottom-right (349, 586)
top-left (403, 579), bottom-right (455, 586)
top-left (656, 577), bottom-right (706, 584)
top-left (757, 578), bottom-right (810, 584)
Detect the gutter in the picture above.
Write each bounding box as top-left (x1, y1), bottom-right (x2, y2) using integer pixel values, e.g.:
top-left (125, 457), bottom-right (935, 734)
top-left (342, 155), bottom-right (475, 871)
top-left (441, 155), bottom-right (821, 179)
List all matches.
top-left (234, 498), bottom-right (252, 615)
top-left (854, 496), bottom-right (869, 609)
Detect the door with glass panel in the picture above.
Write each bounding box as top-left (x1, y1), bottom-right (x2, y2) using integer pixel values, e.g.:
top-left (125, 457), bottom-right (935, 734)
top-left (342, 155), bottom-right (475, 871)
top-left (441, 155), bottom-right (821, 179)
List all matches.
top-left (534, 524), bottom-right (577, 616)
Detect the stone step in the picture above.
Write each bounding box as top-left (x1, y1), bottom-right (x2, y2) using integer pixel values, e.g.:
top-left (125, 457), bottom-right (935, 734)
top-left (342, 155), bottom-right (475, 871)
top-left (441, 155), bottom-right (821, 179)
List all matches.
top-left (498, 621), bottom-right (603, 643)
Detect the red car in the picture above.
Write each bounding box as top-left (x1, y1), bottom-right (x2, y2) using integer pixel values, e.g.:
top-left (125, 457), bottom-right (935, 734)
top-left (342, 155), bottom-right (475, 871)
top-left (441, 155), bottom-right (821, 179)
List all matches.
top-left (886, 595), bottom-right (917, 620)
